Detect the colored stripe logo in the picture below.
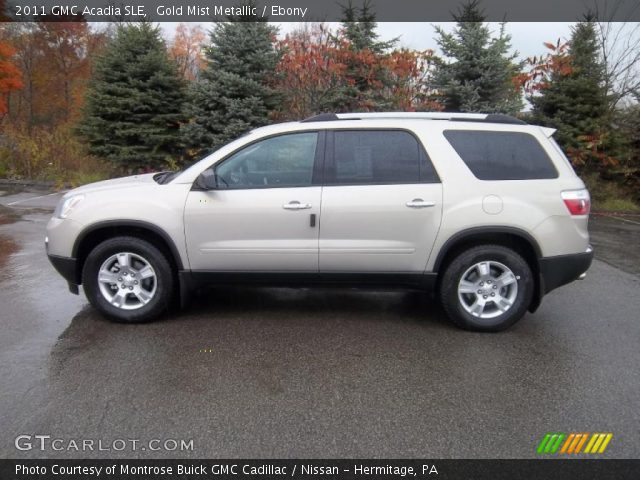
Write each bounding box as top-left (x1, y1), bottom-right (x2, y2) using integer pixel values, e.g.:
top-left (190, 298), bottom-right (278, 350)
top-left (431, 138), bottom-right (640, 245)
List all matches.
top-left (537, 433), bottom-right (613, 454)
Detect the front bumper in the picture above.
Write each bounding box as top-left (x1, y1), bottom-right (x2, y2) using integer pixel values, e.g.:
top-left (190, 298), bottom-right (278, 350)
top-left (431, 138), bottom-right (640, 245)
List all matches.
top-left (539, 246), bottom-right (594, 294)
top-left (47, 254), bottom-right (80, 294)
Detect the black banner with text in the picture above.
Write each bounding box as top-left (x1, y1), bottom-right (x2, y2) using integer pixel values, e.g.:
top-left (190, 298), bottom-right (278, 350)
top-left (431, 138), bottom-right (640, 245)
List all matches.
top-left (2, 459), bottom-right (640, 480)
top-left (3, 0), bottom-right (640, 22)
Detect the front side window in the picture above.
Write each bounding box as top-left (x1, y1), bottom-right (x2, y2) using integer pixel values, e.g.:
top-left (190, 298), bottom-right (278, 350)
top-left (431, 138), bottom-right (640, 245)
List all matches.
top-left (329, 130), bottom-right (435, 185)
top-left (214, 132), bottom-right (318, 189)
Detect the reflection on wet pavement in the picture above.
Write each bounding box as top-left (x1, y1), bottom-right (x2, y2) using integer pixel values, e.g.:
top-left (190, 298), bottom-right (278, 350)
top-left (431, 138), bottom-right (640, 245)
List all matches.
top-left (0, 234), bottom-right (18, 271)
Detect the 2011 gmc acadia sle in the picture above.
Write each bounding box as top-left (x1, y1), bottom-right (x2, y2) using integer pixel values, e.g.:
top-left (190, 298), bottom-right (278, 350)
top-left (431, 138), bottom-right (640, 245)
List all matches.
top-left (46, 112), bottom-right (593, 331)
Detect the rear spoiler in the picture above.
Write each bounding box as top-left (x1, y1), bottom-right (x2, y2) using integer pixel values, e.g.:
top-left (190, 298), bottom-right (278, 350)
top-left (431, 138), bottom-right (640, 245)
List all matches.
top-left (540, 127), bottom-right (557, 138)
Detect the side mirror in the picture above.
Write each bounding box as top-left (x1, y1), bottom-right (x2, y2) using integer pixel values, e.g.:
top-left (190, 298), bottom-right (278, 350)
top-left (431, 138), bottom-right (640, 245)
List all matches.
top-left (194, 169), bottom-right (218, 190)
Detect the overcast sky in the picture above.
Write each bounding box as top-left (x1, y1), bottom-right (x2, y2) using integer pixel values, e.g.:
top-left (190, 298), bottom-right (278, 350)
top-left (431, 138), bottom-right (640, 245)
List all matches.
top-left (160, 22), bottom-right (575, 61)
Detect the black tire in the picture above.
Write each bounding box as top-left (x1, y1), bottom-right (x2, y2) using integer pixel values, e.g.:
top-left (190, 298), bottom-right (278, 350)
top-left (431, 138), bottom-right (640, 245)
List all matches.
top-left (82, 236), bottom-right (174, 323)
top-left (439, 245), bottom-right (533, 332)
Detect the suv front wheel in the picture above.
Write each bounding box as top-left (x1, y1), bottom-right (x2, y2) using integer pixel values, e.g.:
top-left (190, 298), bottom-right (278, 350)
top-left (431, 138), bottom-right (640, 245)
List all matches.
top-left (82, 236), bottom-right (174, 322)
top-left (440, 245), bottom-right (534, 332)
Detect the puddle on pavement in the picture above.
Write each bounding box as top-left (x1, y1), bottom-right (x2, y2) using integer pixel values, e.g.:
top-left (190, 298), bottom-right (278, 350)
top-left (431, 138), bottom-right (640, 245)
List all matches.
top-left (0, 205), bottom-right (25, 277)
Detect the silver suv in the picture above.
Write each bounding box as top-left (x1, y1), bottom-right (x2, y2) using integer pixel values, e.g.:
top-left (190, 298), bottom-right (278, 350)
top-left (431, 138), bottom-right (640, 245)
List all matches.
top-left (46, 112), bottom-right (593, 331)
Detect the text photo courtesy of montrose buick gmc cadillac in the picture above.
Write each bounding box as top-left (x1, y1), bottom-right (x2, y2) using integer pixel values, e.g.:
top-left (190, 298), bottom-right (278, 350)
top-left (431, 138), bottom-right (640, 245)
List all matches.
top-left (45, 112), bottom-right (593, 332)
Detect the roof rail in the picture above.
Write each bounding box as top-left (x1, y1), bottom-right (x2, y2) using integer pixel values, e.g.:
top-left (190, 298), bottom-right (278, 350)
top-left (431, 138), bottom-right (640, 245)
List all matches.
top-left (301, 112), bottom-right (527, 125)
top-left (336, 112), bottom-right (488, 121)
top-left (481, 114), bottom-right (527, 125)
top-left (300, 113), bottom-right (340, 122)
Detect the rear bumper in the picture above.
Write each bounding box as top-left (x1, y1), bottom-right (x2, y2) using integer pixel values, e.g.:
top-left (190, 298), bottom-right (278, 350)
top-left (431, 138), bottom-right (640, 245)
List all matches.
top-left (47, 254), bottom-right (80, 294)
top-left (539, 247), bottom-right (594, 294)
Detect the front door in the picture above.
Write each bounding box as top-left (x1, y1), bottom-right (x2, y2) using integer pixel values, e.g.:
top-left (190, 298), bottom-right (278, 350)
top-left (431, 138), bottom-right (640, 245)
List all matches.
top-left (184, 132), bottom-right (322, 272)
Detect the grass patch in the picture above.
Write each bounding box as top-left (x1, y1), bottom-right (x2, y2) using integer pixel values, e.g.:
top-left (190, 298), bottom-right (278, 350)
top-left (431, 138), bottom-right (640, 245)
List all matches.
top-left (582, 173), bottom-right (640, 213)
top-left (0, 124), bottom-right (113, 188)
top-left (53, 169), bottom-right (111, 189)
top-left (596, 197), bottom-right (640, 213)
top-left (69, 171), bottom-right (109, 186)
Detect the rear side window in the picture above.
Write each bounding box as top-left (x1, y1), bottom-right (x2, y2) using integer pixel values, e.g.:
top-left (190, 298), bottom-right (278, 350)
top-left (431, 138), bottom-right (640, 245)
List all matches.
top-left (328, 130), bottom-right (438, 185)
top-left (443, 130), bottom-right (558, 180)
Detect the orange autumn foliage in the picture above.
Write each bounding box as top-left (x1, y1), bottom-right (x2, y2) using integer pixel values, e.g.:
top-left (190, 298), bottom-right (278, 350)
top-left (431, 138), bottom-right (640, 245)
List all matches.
top-left (0, 41), bottom-right (23, 115)
top-left (36, 20), bottom-right (93, 123)
top-left (382, 49), bottom-right (443, 111)
top-left (0, 20), bottom-right (110, 182)
top-left (273, 24), bottom-right (442, 120)
top-left (169, 23), bottom-right (206, 81)
top-left (274, 24), bottom-right (350, 119)
top-left (5, 20), bottom-right (108, 128)
top-left (518, 39), bottom-right (572, 94)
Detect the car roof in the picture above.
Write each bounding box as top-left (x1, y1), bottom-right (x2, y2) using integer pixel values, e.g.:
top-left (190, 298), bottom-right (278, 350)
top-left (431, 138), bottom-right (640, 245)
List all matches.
top-left (248, 112), bottom-right (539, 137)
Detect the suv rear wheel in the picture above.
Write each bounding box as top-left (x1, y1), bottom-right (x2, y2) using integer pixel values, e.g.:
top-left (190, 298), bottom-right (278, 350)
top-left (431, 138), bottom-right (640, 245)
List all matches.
top-left (440, 245), bottom-right (533, 332)
top-left (82, 236), bottom-right (174, 322)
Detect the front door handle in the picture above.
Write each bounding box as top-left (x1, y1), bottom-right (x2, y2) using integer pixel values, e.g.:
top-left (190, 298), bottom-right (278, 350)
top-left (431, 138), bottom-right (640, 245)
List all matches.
top-left (283, 201), bottom-right (312, 210)
top-left (406, 199), bottom-right (436, 208)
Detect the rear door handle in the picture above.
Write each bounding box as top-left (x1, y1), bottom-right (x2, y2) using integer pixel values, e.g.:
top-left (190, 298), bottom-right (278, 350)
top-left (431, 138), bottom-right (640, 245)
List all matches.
top-left (283, 201), bottom-right (312, 210)
top-left (406, 199), bottom-right (436, 208)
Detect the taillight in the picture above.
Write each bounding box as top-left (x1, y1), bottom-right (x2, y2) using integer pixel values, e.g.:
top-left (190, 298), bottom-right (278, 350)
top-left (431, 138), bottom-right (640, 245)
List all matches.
top-left (561, 189), bottom-right (591, 216)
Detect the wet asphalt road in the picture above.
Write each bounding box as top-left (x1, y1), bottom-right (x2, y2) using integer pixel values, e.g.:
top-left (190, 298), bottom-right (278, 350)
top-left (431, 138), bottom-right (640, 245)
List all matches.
top-left (0, 187), bottom-right (639, 459)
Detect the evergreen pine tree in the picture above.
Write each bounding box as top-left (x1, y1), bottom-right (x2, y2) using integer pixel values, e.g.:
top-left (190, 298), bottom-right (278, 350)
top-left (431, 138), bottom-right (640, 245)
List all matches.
top-left (336, 0), bottom-right (398, 111)
top-left (340, 0), bottom-right (397, 53)
top-left (432, 0), bottom-right (523, 114)
top-left (79, 22), bottom-right (186, 172)
top-left (181, 10), bottom-right (279, 157)
top-left (530, 19), bottom-right (610, 170)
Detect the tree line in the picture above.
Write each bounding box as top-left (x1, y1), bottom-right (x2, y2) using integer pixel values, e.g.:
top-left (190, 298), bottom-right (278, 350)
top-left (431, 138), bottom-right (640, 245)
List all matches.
top-left (0, 1), bottom-right (638, 207)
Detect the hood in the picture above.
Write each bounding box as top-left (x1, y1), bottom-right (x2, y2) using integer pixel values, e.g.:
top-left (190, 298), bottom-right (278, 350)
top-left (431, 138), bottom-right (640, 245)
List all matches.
top-left (65, 173), bottom-right (159, 196)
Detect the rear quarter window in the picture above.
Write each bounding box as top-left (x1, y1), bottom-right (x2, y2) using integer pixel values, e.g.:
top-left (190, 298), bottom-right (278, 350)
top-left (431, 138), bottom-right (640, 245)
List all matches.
top-left (443, 130), bottom-right (558, 180)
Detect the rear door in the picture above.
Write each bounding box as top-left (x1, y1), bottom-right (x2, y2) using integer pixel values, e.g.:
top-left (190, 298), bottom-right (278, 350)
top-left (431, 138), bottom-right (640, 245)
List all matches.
top-left (319, 129), bottom-right (443, 273)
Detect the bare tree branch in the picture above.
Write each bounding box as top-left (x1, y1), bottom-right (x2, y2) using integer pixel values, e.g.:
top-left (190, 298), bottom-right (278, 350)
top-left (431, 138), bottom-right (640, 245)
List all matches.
top-left (594, 0), bottom-right (640, 108)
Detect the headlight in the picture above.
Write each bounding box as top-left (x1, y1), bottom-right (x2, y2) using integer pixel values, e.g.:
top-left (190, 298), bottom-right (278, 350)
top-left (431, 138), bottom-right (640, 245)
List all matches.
top-left (54, 194), bottom-right (85, 219)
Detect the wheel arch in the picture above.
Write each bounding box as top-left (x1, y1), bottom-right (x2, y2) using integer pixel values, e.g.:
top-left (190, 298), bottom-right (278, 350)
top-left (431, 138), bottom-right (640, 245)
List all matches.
top-left (72, 220), bottom-right (184, 285)
top-left (433, 226), bottom-right (543, 312)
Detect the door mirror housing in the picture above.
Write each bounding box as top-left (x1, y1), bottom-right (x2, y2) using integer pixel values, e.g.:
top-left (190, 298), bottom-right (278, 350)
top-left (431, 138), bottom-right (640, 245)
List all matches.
top-left (194, 169), bottom-right (218, 190)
